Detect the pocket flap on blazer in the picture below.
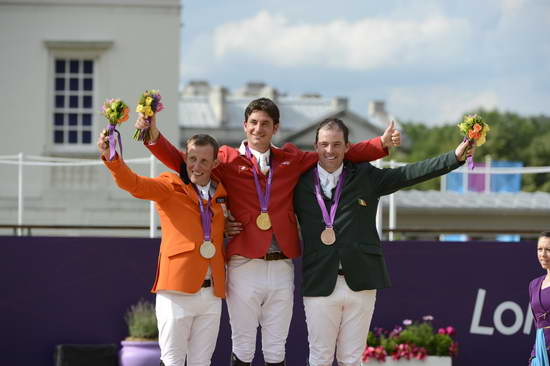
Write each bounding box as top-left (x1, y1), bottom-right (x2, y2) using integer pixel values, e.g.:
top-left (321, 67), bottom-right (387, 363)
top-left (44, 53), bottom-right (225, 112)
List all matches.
top-left (360, 244), bottom-right (383, 255)
top-left (165, 243), bottom-right (195, 257)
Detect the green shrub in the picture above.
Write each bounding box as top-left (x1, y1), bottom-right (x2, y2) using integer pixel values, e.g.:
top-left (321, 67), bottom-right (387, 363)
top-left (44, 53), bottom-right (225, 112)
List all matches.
top-left (124, 299), bottom-right (158, 340)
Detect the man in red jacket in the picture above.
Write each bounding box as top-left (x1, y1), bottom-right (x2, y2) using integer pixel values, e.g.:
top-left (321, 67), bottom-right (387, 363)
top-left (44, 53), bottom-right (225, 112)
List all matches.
top-left (135, 97), bottom-right (400, 365)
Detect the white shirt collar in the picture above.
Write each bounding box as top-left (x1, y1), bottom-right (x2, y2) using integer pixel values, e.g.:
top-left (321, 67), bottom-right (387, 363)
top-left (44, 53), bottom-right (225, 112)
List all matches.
top-left (317, 163), bottom-right (344, 182)
top-left (238, 141), bottom-right (271, 161)
top-left (195, 180), bottom-right (211, 200)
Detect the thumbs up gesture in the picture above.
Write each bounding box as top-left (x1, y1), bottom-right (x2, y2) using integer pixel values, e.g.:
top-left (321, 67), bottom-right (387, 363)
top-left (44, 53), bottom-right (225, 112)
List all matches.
top-left (381, 120), bottom-right (401, 148)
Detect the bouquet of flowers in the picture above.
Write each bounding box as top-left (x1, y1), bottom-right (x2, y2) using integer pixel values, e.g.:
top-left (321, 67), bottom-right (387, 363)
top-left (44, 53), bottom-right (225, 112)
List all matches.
top-left (457, 114), bottom-right (490, 169)
top-left (133, 89), bottom-right (164, 142)
top-left (362, 316), bottom-right (458, 363)
top-left (101, 98), bottom-right (129, 161)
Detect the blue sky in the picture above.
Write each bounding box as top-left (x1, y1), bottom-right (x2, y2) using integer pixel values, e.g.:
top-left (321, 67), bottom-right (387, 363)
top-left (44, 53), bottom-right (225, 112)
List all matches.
top-left (179, 0), bottom-right (550, 125)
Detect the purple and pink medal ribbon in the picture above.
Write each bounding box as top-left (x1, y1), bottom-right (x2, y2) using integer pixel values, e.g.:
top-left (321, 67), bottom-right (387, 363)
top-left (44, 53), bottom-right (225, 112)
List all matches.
top-left (463, 137), bottom-right (474, 170)
top-left (193, 185), bottom-right (212, 241)
top-left (107, 124), bottom-right (123, 161)
top-left (245, 145), bottom-right (273, 216)
top-left (313, 167), bottom-right (347, 231)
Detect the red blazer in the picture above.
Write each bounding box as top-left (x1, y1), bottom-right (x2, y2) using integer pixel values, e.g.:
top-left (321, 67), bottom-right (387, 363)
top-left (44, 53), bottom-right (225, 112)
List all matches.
top-left (146, 135), bottom-right (387, 259)
top-left (104, 156), bottom-right (227, 298)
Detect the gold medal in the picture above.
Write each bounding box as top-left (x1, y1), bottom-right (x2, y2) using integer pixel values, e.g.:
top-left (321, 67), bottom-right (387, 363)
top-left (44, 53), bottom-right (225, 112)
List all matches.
top-left (320, 227), bottom-right (336, 245)
top-left (199, 240), bottom-right (216, 259)
top-left (256, 212), bottom-right (272, 230)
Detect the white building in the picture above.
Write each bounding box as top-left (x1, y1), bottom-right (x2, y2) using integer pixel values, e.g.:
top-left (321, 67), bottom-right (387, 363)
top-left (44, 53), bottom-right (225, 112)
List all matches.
top-left (178, 80), bottom-right (394, 150)
top-left (0, 0), bottom-right (181, 236)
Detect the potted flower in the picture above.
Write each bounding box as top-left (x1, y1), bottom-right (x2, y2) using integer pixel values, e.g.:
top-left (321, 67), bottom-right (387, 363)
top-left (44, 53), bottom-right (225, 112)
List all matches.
top-left (119, 299), bottom-right (161, 366)
top-left (362, 316), bottom-right (458, 365)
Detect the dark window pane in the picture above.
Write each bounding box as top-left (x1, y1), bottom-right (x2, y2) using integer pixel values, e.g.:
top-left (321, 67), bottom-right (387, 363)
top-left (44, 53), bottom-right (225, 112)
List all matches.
top-left (69, 60), bottom-right (79, 73)
top-left (82, 113), bottom-right (92, 126)
top-left (69, 78), bottom-right (79, 91)
top-left (54, 130), bottom-right (64, 143)
top-left (68, 130), bottom-right (78, 144)
top-left (83, 60), bottom-right (93, 74)
top-left (82, 130), bottom-right (92, 144)
top-left (83, 78), bottom-right (93, 91)
top-left (55, 95), bottom-right (64, 108)
top-left (54, 113), bottom-right (64, 126)
top-left (55, 78), bottom-right (65, 91)
top-left (83, 95), bottom-right (92, 108)
top-left (68, 113), bottom-right (78, 125)
top-left (55, 59), bottom-right (65, 74)
top-left (69, 95), bottom-right (78, 108)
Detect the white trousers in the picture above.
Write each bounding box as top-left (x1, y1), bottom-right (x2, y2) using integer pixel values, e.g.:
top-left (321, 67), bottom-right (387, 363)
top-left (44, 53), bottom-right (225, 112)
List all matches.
top-left (226, 255), bottom-right (294, 363)
top-left (156, 289), bottom-right (221, 366)
top-left (303, 276), bottom-right (377, 366)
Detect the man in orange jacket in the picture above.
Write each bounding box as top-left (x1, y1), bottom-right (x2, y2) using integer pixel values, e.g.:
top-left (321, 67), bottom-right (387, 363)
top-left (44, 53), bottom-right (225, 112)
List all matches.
top-left (98, 132), bottom-right (227, 366)
top-left (135, 97), bottom-right (401, 365)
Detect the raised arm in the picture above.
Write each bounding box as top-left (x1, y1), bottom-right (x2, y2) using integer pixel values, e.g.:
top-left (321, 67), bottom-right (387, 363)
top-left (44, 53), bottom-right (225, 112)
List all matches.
top-left (345, 120), bottom-right (400, 163)
top-left (136, 113), bottom-right (185, 173)
top-left (372, 140), bottom-right (472, 196)
top-left (98, 131), bottom-right (173, 201)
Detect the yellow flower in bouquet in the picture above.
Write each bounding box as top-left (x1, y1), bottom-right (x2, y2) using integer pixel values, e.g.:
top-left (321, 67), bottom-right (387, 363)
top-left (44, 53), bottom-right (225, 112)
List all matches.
top-left (101, 98), bottom-right (129, 161)
top-left (457, 114), bottom-right (490, 147)
top-left (133, 89), bottom-right (164, 142)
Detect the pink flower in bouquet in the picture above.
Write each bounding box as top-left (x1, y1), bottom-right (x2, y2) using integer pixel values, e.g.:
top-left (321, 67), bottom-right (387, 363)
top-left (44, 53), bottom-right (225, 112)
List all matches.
top-left (133, 89), bottom-right (163, 142)
top-left (446, 326), bottom-right (456, 336)
top-left (438, 327), bottom-right (447, 335)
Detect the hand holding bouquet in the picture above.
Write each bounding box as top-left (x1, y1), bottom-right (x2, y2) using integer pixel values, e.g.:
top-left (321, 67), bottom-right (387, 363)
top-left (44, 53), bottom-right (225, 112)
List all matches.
top-left (457, 114), bottom-right (490, 169)
top-left (101, 98), bottom-right (129, 161)
top-left (133, 90), bottom-right (164, 142)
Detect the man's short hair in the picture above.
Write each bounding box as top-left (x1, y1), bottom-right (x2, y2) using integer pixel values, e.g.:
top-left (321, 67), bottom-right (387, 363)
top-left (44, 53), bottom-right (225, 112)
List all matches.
top-left (244, 98), bottom-right (280, 125)
top-left (185, 134), bottom-right (219, 159)
top-left (540, 231), bottom-right (550, 239)
top-left (315, 118), bottom-right (350, 144)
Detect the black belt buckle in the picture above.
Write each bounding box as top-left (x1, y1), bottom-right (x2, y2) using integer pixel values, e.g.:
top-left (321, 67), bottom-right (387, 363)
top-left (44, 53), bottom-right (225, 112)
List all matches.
top-left (337, 269), bottom-right (344, 276)
top-left (202, 279), bottom-right (211, 288)
top-left (263, 252), bottom-right (286, 261)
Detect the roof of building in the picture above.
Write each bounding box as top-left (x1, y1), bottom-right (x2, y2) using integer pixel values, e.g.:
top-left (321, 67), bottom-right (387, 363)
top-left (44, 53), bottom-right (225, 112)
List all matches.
top-left (180, 94), bottom-right (342, 131)
top-left (390, 190), bottom-right (550, 213)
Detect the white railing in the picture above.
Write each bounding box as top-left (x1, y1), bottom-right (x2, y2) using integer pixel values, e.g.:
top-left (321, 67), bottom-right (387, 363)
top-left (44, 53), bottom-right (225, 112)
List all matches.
top-left (1, 154), bottom-right (549, 239)
top-left (0, 153), bottom-right (156, 238)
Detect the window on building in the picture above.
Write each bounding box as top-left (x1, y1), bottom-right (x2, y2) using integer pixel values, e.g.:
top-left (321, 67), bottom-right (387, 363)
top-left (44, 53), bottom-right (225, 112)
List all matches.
top-left (53, 58), bottom-right (95, 146)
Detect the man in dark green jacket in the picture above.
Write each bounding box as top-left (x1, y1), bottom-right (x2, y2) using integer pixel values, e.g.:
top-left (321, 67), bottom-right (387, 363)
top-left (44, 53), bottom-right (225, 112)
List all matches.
top-left (293, 118), bottom-right (473, 366)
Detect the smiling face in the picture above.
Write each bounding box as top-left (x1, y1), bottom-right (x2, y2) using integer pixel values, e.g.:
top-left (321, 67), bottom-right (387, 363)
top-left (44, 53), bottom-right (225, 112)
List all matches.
top-left (315, 126), bottom-right (350, 173)
top-left (243, 110), bottom-right (279, 153)
top-left (538, 236), bottom-right (550, 270)
top-left (185, 142), bottom-right (219, 186)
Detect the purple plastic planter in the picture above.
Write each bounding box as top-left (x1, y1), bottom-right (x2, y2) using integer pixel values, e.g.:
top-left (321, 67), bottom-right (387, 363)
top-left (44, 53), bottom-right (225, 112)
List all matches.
top-left (119, 340), bottom-right (161, 366)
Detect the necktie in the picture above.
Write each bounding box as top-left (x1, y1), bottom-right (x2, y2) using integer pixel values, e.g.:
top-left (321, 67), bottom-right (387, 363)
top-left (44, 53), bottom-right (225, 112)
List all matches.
top-left (259, 154), bottom-right (270, 175)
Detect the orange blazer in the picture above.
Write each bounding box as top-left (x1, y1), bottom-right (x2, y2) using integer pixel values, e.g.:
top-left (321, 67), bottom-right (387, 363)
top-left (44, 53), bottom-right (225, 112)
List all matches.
top-left (146, 135), bottom-right (387, 260)
top-left (104, 157), bottom-right (227, 298)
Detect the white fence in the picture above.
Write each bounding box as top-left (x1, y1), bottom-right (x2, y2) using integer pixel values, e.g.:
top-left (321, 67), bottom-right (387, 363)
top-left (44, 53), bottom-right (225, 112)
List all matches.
top-left (1, 153), bottom-right (549, 239)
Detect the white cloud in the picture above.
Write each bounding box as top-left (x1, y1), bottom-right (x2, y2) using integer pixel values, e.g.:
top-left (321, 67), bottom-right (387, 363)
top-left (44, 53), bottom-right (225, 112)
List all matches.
top-left (211, 10), bottom-right (473, 70)
top-left (388, 86), bottom-right (499, 125)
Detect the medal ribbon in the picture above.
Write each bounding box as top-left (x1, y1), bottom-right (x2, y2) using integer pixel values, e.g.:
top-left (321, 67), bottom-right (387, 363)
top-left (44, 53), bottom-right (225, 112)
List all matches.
top-left (245, 145), bottom-right (273, 214)
top-left (313, 167), bottom-right (347, 228)
top-left (193, 185), bottom-right (212, 241)
top-left (107, 123), bottom-right (123, 161)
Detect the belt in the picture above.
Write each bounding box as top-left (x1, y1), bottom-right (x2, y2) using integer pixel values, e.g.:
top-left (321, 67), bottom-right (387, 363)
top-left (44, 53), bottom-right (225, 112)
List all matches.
top-left (338, 269), bottom-right (344, 276)
top-left (261, 252), bottom-right (288, 261)
top-left (202, 279), bottom-right (211, 288)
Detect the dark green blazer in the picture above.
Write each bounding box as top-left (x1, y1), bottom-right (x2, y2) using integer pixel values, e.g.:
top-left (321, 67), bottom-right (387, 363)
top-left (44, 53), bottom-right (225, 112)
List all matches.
top-left (293, 151), bottom-right (463, 297)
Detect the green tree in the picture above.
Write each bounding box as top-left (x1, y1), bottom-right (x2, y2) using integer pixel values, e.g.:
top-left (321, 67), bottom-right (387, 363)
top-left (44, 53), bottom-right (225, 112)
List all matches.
top-left (389, 109), bottom-right (550, 192)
